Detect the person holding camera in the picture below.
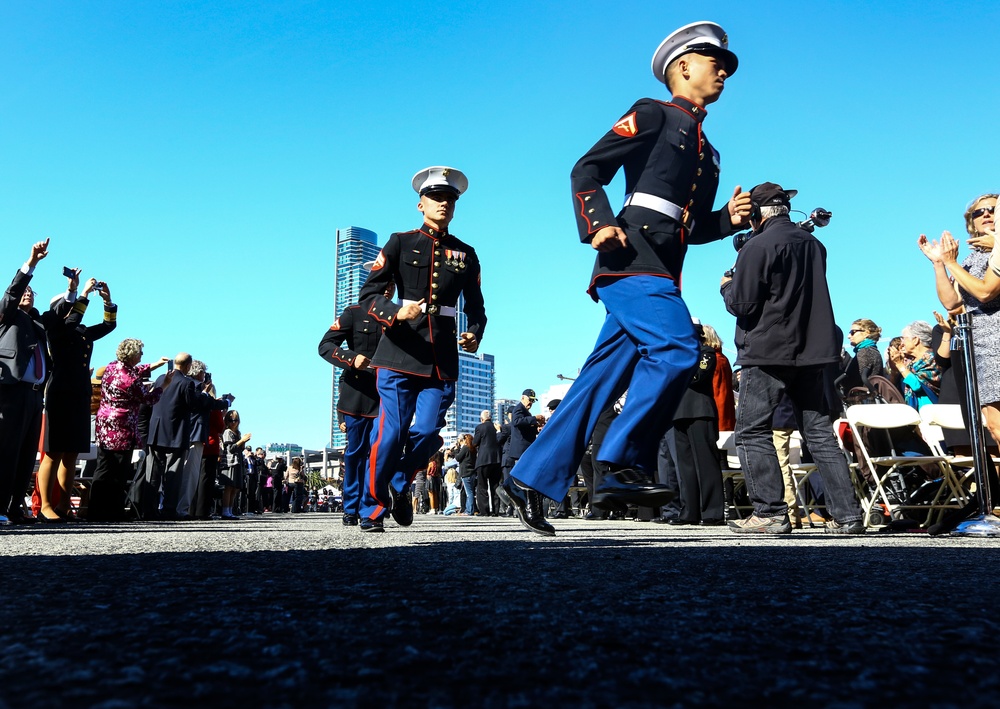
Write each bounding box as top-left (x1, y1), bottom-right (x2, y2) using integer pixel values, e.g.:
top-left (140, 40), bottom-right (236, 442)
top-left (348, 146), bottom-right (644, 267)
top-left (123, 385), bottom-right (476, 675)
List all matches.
top-left (720, 182), bottom-right (863, 534)
top-left (498, 22), bottom-right (752, 536)
top-left (0, 239), bottom-right (52, 525)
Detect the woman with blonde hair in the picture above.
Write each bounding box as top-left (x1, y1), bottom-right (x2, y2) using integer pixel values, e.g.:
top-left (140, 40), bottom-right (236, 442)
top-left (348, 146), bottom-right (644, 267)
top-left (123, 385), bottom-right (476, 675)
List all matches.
top-left (843, 318), bottom-right (885, 391)
top-left (88, 339), bottom-right (172, 522)
top-left (920, 192), bottom-right (1000, 442)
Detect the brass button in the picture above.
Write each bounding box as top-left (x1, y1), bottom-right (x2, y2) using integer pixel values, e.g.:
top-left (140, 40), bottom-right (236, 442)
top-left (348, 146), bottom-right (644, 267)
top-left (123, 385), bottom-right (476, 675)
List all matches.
top-left (699, 153), bottom-right (704, 160)
top-left (431, 294), bottom-right (438, 300)
top-left (434, 261), bottom-right (440, 267)
top-left (691, 184), bottom-right (697, 192)
top-left (412, 260), bottom-right (419, 265)
top-left (584, 195), bottom-right (591, 201)
top-left (592, 220), bottom-right (599, 226)
top-left (433, 272), bottom-right (439, 278)
top-left (588, 208), bottom-right (594, 214)
top-left (642, 225), bottom-right (649, 230)
top-left (431, 283), bottom-right (439, 289)
top-left (697, 168), bottom-right (702, 176)
top-left (679, 143), bottom-right (685, 150)
top-left (688, 199), bottom-right (694, 206)
top-left (434, 250), bottom-right (441, 256)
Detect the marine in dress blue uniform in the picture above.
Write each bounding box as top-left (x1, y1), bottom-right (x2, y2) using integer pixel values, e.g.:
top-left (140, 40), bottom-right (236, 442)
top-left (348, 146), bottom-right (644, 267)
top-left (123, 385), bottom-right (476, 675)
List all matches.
top-left (319, 295), bottom-right (387, 527)
top-left (356, 166), bottom-right (487, 532)
top-left (499, 22), bottom-right (753, 536)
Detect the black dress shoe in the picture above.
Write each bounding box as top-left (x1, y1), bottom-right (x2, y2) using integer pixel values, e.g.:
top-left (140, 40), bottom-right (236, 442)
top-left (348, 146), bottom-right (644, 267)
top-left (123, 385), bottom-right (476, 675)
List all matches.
top-left (6, 510), bottom-right (37, 525)
top-left (342, 513), bottom-right (359, 527)
top-left (700, 518), bottom-right (725, 526)
top-left (584, 510), bottom-right (610, 520)
top-left (498, 478), bottom-right (555, 536)
top-left (551, 511), bottom-right (569, 520)
top-left (359, 517), bottom-right (385, 533)
top-left (591, 468), bottom-right (674, 510)
top-left (389, 486), bottom-right (413, 527)
top-left (651, 516), bottom-right (677, 524)
top-left (667, 518), bottom-right (697, 526)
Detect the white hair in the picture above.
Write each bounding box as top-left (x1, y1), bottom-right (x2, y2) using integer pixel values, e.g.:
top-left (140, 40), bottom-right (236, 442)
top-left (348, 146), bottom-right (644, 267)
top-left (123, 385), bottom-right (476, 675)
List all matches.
top-left (480, 410), bottom-right (492, 421)
top-left (760, 204), bottom-right (790, 220)
top-left (902, 321), bottom-right (934, 348)
top-left (189, 359), bottom-right (206, 377)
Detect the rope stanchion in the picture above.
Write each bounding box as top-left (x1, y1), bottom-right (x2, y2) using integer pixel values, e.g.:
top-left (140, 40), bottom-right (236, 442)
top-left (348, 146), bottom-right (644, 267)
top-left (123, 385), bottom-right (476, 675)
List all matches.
top-left (951, 311), bottom-right (1000, 537)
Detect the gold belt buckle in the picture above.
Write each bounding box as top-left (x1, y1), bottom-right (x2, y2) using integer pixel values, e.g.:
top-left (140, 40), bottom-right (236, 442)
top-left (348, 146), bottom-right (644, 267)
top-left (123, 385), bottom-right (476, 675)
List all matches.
top-left (681, 208), bottom-right (693, 229)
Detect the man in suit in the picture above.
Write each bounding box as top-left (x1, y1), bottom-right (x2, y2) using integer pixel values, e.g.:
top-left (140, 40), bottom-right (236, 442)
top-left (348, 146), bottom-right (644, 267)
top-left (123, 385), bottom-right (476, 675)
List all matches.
top-left (472, 410), bottom-right (502, 516)
top-left (0, 238), bottom-right (51, 525)
top-left (142, 353), bottom-right (230, 520)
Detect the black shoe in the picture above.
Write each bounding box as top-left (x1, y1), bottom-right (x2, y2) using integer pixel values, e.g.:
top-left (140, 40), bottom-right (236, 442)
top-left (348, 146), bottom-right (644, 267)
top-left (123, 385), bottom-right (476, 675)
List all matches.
top-left (700, 518), bottom-right (726, 526)
top-left (551, 511), bottom-right (569, 520)
top-left (591, 468), bottom-right (674, 510)
top-left (37, 512), bottom-right (67, 524)
top-left (666, 517), bottom-right (697, 526)
top-left (389, 487), bottom-right (413, 527)
top-left (342, 513), bottom-right (359, 527)
top-left (651, 516), bottom-right (676, 524)
top-left (584, 511), bottom-right (609, 521)
top-left (498, 478), bottom-right (555, 536)
top-left (6, 510), bottom-right (37, 525)
top-left (359, 517), bottom-right (385, 533)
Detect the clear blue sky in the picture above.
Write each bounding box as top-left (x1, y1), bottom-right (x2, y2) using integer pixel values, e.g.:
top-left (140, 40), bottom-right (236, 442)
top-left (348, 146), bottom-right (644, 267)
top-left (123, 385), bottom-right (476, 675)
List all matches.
top-left (2, 1), bottom-right (997, 448)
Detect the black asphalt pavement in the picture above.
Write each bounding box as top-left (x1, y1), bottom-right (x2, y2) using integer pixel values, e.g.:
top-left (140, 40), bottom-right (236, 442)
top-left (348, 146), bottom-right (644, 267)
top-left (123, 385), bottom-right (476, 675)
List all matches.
top-left (2, 513), bottom-right (999, 708)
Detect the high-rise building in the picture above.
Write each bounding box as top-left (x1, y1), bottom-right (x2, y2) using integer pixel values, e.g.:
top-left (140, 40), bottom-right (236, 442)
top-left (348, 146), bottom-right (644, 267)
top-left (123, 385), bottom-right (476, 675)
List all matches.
top-left (494, 398), bottom-right (517, 425)
top-left (442, 351), bottom-right (496, 448)
top-left (330, 226), bottom-right (381, 448)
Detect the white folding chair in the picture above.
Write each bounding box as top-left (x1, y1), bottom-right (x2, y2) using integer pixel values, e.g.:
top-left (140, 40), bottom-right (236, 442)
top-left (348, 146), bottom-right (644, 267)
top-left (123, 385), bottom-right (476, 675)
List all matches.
top-left (717, 430), bottom-right (753, 519)
top-left (846, 404), bottom-right (972, 528)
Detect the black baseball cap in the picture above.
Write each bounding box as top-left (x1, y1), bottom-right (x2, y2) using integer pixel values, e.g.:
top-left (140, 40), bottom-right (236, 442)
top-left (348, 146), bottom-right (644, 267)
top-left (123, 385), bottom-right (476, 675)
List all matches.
top-left (750, 182), bottom-right (797, 208)
top-left (522, 389), bottom-right (537, 400)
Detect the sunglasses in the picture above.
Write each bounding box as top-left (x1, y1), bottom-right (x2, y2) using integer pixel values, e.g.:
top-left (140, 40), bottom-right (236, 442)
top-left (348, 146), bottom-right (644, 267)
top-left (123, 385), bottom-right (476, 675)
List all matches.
top-left (972, 206), bottom-right (996, 219)
top-left (848, 329), bottom-right (865, 335)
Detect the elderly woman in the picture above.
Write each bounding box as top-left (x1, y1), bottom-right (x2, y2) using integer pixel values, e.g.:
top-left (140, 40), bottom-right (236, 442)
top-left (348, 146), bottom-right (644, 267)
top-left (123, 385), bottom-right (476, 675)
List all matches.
top-left (843, 318), bottom-right (885, 391)
top-left (888, 321), bottom-right (941, 411)
top-left (919, 192), bottom-right (1000, 441)
top-left (87, 339), bottom-right (173, 522)
top-left (36, 275), bottom-right (118, 523)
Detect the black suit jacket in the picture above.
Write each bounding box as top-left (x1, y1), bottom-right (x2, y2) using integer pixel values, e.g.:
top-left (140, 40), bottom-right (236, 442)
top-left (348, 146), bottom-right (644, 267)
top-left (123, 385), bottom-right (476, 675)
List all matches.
top-left (0, 268), bottom-right (50, 385)
top-left (508, 403), bottom-right (539, 460)
top-left (472, 420), bottom-right (501, 467)
top-left (148, 372), bottom-right (228, 449)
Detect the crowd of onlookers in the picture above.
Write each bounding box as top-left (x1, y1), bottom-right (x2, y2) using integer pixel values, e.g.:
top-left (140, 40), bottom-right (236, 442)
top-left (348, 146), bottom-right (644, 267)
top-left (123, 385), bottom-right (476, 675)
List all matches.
top-left (0, 238), bottom-right (340, 527)
top-left (5, 192), bottom-right (997, 529)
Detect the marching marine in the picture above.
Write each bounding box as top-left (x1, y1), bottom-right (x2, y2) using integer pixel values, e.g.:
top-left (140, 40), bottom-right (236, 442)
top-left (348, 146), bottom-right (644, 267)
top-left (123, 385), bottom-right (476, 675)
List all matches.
top-left (356, 166), bottom-right (487, 532)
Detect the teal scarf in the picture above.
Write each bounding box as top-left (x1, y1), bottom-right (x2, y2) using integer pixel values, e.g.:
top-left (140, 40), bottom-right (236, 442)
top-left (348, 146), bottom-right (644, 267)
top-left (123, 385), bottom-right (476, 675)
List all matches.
top-left (852, 338), bottom-right (877, 354)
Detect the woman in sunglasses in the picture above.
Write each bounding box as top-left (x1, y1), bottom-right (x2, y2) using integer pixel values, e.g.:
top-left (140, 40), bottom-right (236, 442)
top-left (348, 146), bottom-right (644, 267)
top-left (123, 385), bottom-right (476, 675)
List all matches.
top-left (843, 319), bottom-right (885, 392)
top-left (919, 192), bottom-right (1000, 444)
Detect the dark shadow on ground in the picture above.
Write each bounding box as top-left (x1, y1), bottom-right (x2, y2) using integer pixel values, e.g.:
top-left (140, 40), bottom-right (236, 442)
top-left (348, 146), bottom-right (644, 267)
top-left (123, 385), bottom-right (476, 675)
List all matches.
top-left (1, 541), bottom-right (998, 708)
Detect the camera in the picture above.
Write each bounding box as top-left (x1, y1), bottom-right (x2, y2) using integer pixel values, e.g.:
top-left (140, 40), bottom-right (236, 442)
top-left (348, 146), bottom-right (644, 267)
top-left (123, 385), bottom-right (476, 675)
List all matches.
top-left (725, 207), bottom-right (833, 277)
top-left (62, 266), bottom-right (76, 279)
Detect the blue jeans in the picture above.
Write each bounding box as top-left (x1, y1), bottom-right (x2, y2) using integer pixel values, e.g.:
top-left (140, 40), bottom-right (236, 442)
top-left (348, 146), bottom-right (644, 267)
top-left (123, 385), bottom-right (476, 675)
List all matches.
top-left (735, 365), bottom-right (862, 522)
top-left (510, 276), bottom-right (699, 501)
top-left (461, 476), bottom-right (476, 514)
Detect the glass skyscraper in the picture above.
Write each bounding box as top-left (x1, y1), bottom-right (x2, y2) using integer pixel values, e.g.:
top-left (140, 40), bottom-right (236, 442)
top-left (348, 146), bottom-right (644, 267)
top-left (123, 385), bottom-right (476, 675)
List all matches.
top-left (330, 226), bottom-right (381, 448)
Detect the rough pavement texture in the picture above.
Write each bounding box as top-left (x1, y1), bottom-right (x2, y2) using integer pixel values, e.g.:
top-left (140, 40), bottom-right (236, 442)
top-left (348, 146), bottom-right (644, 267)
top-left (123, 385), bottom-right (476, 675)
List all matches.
top-left (2, 513), bottom-right (999, 708)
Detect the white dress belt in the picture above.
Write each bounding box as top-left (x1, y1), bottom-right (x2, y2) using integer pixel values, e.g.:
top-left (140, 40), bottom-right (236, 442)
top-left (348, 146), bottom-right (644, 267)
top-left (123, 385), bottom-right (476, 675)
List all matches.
top-left (623, 192), bottom-right (694, 231)
top-left (400, 299), bottom-right (457, 317)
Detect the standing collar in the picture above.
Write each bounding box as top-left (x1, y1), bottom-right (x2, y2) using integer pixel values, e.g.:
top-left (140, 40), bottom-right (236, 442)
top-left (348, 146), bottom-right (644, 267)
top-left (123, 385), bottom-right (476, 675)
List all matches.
top-left (420, 223), bottom-right (450, 240)
top-left (668, 95), bottom-right (708, 123)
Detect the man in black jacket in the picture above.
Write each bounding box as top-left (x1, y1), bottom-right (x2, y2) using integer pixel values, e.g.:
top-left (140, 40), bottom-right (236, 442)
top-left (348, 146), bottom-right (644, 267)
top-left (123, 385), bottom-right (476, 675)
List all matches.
top-left (721, 182), bottom-right (863, 534)
top-left (0, 239), bottom-right (51, 525)
top-left (472, 410), bottom-right (502, 516)
top-left (143, 353), bottom-right (230, 520)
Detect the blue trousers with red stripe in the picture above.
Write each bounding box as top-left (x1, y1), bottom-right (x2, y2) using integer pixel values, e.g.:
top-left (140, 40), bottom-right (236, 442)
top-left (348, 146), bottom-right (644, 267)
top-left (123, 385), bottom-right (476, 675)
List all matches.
top-left (361, 368), bottom-right (455, 522)
top-left (342, 413), bottom-right (375, 516)
top-left (511, 275), bottom-right (700, 501)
